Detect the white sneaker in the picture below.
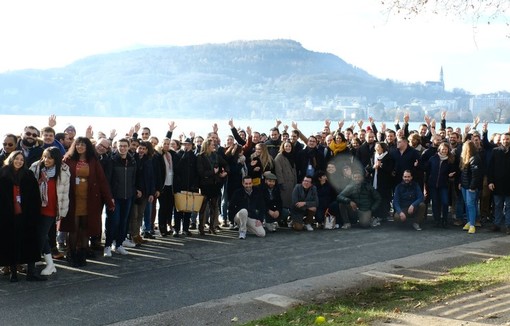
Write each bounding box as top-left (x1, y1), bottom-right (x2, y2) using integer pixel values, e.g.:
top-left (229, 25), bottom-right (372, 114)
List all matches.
top-left (413, 223), bottom-right (422, 231)
top-left (239, 231), bottom-right (246, 239)
top-left (229, 224), bottom-right (238, 230)
top-left (122, 238), bottom-right (136, 248)
top-left (103, 246), bottom-right (112, 257)
top-left (305, 224), bottom-right (314, 231)
top-left (334, 224), bottom-right (340, 229)
top-left (371, 218), bottom-right (381, 227)
top-left (341, 223), bottom-right (351, 229)
top-left (114, 245), bottom-right (129, 255)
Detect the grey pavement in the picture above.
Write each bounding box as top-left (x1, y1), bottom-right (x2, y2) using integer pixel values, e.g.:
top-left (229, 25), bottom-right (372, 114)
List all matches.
top-left (1, 220), bottom-right (509, 326)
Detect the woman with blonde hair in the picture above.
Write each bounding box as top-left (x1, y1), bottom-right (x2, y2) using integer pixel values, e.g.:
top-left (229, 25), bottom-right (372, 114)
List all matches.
top-left (459, 140), bottom-right (482, 234)
top-left (197, 138), bottom-right (229, 235)
top-left (249, 143), bottom-right (274, 186)
top-left (425, 142), bottom-right (456, 228)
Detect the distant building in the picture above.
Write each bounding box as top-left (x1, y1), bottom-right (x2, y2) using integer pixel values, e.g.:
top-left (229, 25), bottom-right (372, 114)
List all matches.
top-left (469, 96), bottom-right (510, 117)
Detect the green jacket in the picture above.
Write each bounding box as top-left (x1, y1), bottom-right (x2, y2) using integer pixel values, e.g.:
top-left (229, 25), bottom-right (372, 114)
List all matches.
top-left (336, 181), bottom-right (381, 212)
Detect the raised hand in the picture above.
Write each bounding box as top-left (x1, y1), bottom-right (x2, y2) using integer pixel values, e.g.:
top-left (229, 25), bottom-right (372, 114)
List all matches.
top-left (48, 114), bottom-right (57, 128)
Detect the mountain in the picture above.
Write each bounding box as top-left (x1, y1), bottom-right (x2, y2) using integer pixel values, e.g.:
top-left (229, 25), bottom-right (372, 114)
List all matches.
top-left (0, 39), bottom-right (454, 119)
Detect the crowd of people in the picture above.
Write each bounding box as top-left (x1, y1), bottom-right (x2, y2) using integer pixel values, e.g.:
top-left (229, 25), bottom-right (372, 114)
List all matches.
top-left (1, 112), bottom-right (509, 283)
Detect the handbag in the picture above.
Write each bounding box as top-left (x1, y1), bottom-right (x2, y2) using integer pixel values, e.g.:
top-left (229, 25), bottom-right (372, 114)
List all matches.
top-left (174, 191), bottom-right (204, 213)
top-left (324, 209), bottom-right (336, 230)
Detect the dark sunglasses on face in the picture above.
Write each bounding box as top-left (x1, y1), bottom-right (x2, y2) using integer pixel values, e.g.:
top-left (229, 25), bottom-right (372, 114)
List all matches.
top-left (3, 143), bottom-right (14, 147)
top-left (25, 132), bottom-right (38, 137)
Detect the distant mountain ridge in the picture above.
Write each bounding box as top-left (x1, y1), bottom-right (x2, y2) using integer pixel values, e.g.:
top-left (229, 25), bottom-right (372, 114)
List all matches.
top-left (0, 39), bottom-right (453, 118)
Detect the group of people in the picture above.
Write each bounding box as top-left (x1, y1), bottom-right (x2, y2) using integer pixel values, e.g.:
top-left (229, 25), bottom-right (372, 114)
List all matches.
top-left (1, 112), bottom-right (509, 283)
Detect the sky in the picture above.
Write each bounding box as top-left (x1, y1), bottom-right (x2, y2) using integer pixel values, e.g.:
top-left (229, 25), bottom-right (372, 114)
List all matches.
top-left (0, 0), bottom-right (509, 94)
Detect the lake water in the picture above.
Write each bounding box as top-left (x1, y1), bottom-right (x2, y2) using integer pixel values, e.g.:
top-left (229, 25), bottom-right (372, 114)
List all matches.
top-left (1, 114), bottom-right (508, 143)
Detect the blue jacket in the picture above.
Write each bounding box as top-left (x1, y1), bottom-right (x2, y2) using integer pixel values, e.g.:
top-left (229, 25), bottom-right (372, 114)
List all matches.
top-left (425, 154), bottom-right (454, 189)
top-left (393, 181), bottom-right (424, 214)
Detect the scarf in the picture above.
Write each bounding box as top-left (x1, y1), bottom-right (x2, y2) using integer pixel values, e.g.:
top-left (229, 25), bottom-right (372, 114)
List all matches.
top-left (329, 141), bottom-right (347, 155)
top-left (372, 151), bottom-right (387, 189)
top-left (282, 151), bottom-right (295, 168)
top-left (438, 153), bottom-right (448, 161)
top-left (39, 166), bottom-right (56, 207)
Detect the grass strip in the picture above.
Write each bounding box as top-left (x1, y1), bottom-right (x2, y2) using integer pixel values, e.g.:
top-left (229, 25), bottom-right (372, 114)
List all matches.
top-left (244, 256), bottom-right (510, 325)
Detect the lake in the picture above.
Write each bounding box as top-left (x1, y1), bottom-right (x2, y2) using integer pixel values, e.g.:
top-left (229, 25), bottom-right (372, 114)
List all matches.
top-left (1, 114), bottom-right (508, 143)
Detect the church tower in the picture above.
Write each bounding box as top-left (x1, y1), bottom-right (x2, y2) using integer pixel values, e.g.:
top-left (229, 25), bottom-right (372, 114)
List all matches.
top-left (439, 66), bottom-right (444, 90)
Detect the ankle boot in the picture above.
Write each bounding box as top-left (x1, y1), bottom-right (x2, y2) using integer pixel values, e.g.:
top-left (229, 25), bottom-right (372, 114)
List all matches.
top-left (10, 264), bottom-right (18, 282)
top-left (41, 254), bottom-right (57, 276)
top-left (26, 262), bottom-right (47, 281)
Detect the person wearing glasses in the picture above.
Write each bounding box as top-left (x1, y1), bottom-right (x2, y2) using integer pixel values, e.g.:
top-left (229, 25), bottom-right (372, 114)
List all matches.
top-left (0, 134), bottom-right (18, 167)
top-left (16, 126), bottom-right (44, 167)
top-left (290, 175), bottom-right (319, 231)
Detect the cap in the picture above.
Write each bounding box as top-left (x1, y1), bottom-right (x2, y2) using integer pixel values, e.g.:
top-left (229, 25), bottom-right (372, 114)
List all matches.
top-left (264, 172), bottom-right (277, 180)
top-left (183, 138), bottom-right (193, 144)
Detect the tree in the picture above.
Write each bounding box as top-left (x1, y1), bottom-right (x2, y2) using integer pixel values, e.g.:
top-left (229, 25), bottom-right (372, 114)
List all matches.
top-left (382, 0), bottom-right (510, 30)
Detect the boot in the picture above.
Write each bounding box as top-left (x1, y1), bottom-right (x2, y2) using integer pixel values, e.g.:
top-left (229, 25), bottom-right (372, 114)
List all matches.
top-left (26, 262), bottom-right (47, 281)
top-left (77, 249), bottom-right (87, 267)
top-left (41, 254), bottom-right (57, 276)
top-left (66, 250), bottom-right (79, 267)
top-left (10, 264), bottom-right (18, 283)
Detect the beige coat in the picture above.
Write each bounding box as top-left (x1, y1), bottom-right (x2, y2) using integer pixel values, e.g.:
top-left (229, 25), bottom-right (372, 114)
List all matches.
top-left (274, 153), bottom-right (297, 208)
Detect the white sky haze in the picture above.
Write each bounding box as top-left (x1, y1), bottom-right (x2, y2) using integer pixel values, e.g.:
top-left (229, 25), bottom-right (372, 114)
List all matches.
top-left (1, 0), bottom-right (509, 94)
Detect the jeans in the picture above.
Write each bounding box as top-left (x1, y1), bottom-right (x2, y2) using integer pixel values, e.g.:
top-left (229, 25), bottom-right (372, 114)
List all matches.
top-left (143, 199), bottom-right (152, 232)
top-left (461, 188), bottom-right (479, 226)
top-left (493, 195), bottom-right (510, 227)
top-left (38, 216), bottom-right (56, 255)
top-left (429, 186), bottom-right (449, 222)
top-left (105, 197), bottom-right (132, 247)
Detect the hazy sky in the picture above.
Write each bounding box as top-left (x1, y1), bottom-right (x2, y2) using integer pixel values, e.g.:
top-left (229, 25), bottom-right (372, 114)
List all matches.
top-left (1, 0), bottom-right (509, 94)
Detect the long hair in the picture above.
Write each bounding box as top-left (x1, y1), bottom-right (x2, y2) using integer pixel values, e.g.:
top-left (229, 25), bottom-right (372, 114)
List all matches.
top-left (39, 146), bottom-right (63, 180)
top-left (200, 139), bottom-right (214, 156)
top-left (68, 137), bottom-right (97, 161)
top-left (460, 140), bottom-right (476, 169)
top-left (252, 143), bottom-right (274, 171)
top-left (2, 150), bottom-right (28, 185)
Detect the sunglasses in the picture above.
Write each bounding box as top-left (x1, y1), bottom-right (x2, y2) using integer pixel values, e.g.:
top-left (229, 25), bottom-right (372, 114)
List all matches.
top-left (25, 132), bottom-right (38, 137)
top-left (3, 143), bottom-right (14, 147)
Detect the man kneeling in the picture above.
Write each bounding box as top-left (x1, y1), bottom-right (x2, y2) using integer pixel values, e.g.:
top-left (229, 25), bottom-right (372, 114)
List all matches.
top-left (393, 170), bottom-right (426, 231)
top-left (229, 176), bottom-right (266, 239)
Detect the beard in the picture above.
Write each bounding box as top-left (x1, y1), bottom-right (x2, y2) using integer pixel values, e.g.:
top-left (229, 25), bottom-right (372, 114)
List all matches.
top-left (22, 138), bottom-right (36, 147)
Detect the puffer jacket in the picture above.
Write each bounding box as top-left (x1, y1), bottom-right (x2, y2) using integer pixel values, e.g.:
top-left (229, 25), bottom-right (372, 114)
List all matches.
top-left (460, 155), bottom-right (482, 190)
top-left (30, 161), bottom-right (71, 218)
top-left (337, 181), bottom-right (381, 212)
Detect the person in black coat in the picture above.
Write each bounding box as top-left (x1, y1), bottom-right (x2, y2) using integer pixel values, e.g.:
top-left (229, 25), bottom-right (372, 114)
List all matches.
top-left (173, 138), bottom-right (198, 236)
top-left (0, 151), bottom-right (46, 282)
top-left (366, 142), bottom-right (395, 222)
